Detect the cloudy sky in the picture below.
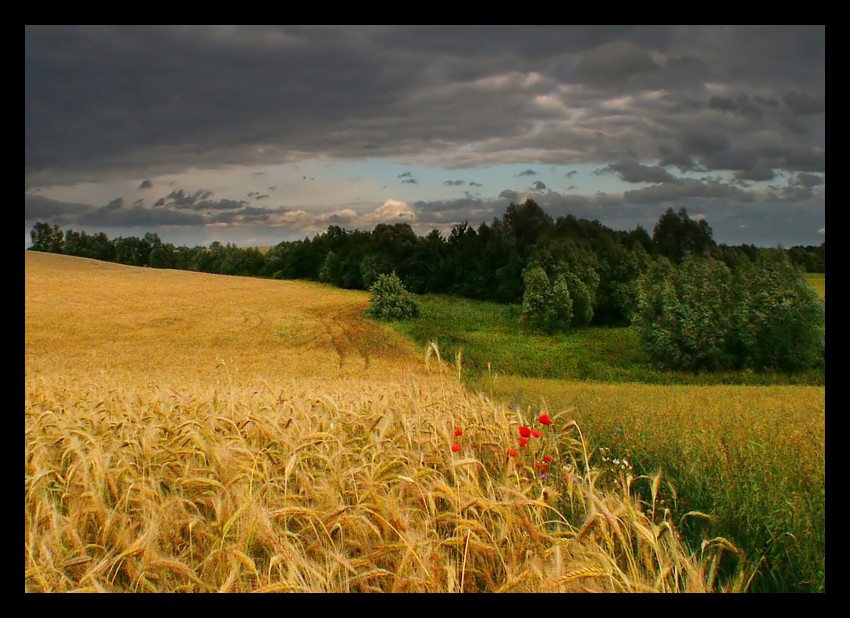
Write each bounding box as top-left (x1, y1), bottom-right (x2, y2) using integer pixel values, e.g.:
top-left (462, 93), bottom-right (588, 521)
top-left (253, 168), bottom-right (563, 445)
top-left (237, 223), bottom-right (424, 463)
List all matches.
top-left (25, 25), bottom-right (825, 249)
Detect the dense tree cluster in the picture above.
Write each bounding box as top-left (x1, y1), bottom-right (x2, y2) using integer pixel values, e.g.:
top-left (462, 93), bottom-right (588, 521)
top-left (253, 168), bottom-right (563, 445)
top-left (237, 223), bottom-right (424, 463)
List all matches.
top-left (29, 201), bottom-right (825, 371)
top-left (633, 251), bottom-right (824, 371)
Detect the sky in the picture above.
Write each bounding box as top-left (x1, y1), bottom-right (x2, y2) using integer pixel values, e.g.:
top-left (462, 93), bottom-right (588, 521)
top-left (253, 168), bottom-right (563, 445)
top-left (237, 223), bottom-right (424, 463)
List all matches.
top-left (25, 25), bottom-right (825, 249)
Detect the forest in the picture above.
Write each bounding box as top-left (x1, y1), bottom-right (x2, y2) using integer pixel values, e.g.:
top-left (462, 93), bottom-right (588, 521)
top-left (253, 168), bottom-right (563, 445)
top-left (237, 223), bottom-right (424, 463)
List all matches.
top-left (29, 201), bottom-right (825, 372)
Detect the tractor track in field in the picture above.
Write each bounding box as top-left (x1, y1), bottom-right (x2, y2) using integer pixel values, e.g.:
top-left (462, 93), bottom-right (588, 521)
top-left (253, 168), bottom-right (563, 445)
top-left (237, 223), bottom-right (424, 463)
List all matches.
top-left (319, 315), bottom-right (371, 371)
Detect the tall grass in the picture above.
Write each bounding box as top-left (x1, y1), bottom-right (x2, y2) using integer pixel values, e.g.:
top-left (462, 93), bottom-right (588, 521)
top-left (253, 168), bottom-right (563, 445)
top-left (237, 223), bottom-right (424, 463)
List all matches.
top-left (25, 252), bottom-right (745, 593)
top-left (475, 378), bottom-right (825, 592)
top-left (385, 290), bottom-right (825, 592)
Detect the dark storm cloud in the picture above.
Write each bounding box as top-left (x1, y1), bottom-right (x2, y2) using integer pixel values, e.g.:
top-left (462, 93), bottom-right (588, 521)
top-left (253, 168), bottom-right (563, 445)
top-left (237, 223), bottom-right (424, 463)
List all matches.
top-left (606, 160), bottom-right (678, 184)
top-left (575, 40), bottom-right (658, 82)
top-left (77, 203), bottom-right (206, 228)
top-left (194, 199), bottom-right (249, 211)
top-left (412, 198), bottom-right (500, 226)
top-left (105, 197), bottom-right (124, 210)
top-left (531, 181), bottom-right (547, 191)
top-left (25, 193), bottom-right (95, 221)
top-left (622, 178), bottom-right (754, 204)
top-left (795, 172), bottom-right (824, 187)
top-left (208, 206), bottom-right (276, 224)
top-left (783, 91), bottom-right (825, 116)
top-left (153, 188), bottom-right (248, 211)
top-left (734, 168), bottom-right (776, 183)
top-left (25, 26), bottom-right (824, 247)
top-left (26, 26), bottom-right (823, 185)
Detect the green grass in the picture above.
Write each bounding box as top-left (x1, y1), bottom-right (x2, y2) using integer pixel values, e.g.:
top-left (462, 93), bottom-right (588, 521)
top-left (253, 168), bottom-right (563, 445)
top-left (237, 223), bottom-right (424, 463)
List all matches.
top-left (806, 272), bottom-right (825, 299)
top-left (389, 294), bottom-right (824, 387)
top-left (381, 288), bottom-right (826, 592)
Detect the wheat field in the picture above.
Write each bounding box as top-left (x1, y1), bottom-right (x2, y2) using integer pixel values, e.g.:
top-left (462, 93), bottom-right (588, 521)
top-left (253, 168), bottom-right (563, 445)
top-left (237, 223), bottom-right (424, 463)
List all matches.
top-left (25, 252), bottom-right (746, 593)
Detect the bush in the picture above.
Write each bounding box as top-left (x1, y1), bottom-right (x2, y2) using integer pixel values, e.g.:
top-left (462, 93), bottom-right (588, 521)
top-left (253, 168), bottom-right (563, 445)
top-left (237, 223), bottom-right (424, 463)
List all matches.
top-left (730, 252), bottom-right (825, 371)
top-left (520, 266), bottom-right (573, 333)
top-left (365, 272), bottom-right (420, 320)
top-left (634, 253), bottom-right (824, 372)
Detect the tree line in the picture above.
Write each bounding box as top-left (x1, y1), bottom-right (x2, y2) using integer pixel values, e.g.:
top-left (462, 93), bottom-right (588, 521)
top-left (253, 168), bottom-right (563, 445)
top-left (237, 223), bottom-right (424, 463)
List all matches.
top-left (29, 201), bottom-right (825, 371)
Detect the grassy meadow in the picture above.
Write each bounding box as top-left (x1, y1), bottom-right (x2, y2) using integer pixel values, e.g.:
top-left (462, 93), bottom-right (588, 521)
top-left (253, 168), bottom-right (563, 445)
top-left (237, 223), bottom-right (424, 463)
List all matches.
top-left (387, 292), bottom-right (825, 593)
top-left (27, 252), bottom-right (751, 593)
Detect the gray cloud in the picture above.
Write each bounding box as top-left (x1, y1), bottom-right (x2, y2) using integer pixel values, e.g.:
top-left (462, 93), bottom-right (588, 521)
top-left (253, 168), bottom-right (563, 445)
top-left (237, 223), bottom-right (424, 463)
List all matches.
top-left (783, 91), bottom-right (825, 116)
top-left (24, 26), bottom-right (824, 248)
top-left (795, 172), bottom-right (824, 187)
top-left (622, 178), bottom-right (754, 204)
top-left (444, 180), bottom-right (465, 186)
top-left (25, 193), bottom-right (95, 221)
top-left (733, 168), bottom-right (776, 183)
top-left (517, 170), bottom-right (537, 177)
top-left (575, 40), bottom-right (658, 82)
top-left (531, 181), bottom-right (547, 191)
top-left (607, 160), bottom-right (678, 184)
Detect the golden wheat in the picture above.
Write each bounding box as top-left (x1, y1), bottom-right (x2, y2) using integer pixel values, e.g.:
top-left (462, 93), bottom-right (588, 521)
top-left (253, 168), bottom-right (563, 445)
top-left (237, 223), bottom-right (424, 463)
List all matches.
top-left (26, 252), bottom-right (741, 592)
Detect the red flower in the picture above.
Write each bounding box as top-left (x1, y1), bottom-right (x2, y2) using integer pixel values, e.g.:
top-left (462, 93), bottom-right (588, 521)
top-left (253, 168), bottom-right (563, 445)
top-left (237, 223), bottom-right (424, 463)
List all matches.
top-left (538, 414), bottom-right (552, 426)
top-left (508, 448), bottom-right (518, 458)
top-left (454, 428), bottom-right (463, 436)
top-left (530, 429), bottom-right (542, 438)
top-left (451, 443), bottom-right (461, 452)
top-left (543, 455), bottom-right (554, 463)
top-left (519, 436), bottom-right (529, 447)
top-left (519, 426), bottom-right (532, 438)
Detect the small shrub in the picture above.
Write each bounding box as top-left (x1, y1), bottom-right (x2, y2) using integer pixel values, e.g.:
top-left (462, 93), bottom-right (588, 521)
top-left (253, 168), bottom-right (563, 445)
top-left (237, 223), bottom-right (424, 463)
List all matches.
top-left (520, 266), bottom-right (573, 333)
top-left (365, 272), bottom-right (420, 320)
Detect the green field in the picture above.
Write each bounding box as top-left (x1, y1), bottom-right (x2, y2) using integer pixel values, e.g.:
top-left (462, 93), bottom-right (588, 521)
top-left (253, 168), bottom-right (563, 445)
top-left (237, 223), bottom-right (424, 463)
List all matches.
top-left (390, 294), bottom-right (824, 387)
top-left (384, 285), bottom-right (826, 592)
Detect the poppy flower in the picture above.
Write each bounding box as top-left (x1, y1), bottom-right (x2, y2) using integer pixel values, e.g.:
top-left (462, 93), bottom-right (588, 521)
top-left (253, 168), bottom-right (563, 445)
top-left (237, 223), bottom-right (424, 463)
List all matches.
top-left (508, 448), bottom-right (518, 458)
top-left (519, 436), bottom-right (529, 447)
top-left (543, 455), bottom-right (554, 463)
top-left (519, 426), bottom-right (532, 438)
top-left (451, 443), bottom-right (461, 452)
top-left (530, 429), bottom-right (542, 438)
top-left (454, 428), bottom-right (463, 436)
top-left (538, 414), bottom-right (552, 426)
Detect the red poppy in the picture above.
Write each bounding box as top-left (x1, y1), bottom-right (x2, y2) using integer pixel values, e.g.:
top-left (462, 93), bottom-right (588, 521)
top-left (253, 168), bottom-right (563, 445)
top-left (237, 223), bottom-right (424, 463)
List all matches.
top-left (519, 426), bottom-right (532, 438)
top-left (454, 428), bottom-right (463, 436)
top-left (538, 414), bottom-right (552, 426)
top-left (451, 443), bottom-right (461, 452)
top-left (531, 429), bottom-right (542, 438)
top-left (543, 455), bottom-right (554, 463)
top-left (563, 472), bottom-right (570, 483)
top-left (508, 448), bottom-right (518, 458)
top-left (519, 436), bottom-right (529, 447)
